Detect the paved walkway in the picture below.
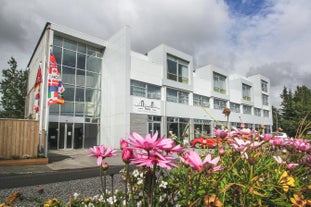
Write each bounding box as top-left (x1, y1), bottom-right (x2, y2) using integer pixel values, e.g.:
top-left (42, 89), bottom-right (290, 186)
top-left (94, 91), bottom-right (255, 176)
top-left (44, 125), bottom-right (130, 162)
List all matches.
top-left (0, 149), bottom-right (124, 175)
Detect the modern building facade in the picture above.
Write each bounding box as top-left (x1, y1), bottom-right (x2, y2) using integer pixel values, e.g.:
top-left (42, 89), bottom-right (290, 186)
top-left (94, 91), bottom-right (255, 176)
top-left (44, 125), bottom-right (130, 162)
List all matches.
top-left (25, 22), bottom-right (272, 151)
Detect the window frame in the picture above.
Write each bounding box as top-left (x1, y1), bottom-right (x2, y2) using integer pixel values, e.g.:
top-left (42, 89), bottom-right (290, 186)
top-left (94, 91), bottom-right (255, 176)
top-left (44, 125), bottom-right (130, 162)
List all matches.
top-left (167, 54), bottom-right (189, 84)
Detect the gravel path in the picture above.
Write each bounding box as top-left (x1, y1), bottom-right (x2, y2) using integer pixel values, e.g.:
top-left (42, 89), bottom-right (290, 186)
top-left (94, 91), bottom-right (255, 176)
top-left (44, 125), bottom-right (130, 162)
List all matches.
top-left (0, 175), bottom-right (124, 206)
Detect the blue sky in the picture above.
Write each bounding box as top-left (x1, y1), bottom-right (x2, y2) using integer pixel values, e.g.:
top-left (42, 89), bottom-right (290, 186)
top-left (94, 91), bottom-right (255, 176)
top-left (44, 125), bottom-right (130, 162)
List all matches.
top-left (0, 0), bottom-right (310, 107)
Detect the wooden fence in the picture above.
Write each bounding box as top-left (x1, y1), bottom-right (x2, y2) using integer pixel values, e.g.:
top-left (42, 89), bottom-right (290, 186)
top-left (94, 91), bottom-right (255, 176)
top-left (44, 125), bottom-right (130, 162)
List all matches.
top-left (0, 119), bottom-right (40, 159)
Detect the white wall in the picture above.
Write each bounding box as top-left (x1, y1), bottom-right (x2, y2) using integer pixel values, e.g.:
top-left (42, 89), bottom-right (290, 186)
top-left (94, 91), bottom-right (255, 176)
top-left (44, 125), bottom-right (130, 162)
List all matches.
top-left (101, 26), bottom-right (131, 148)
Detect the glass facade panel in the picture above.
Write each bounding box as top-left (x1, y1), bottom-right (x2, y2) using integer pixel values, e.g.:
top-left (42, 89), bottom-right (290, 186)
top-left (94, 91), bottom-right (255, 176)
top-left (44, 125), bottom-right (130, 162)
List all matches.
top-left (60, 102), bottom-right (74, 116)
top-left (86, 71), bottom-right (100, 89)
top-left (63, 39), bottom-right (77, 51)
top-left (63, 49), bottom-right (76, 67)
top-left (50, 105), bottom-right (59, 115)
top-left (51, 34), bottom-right (103, 149)
top-left (63, 85), bottom-right (74, 101)
top-left (62, 66), bottom-right (75, 85)
top-left (54, 36), bottom-right (63, 47)
top-left (87, 56), bottom-right (101, 73)
top-left (85, 124), bottom-right (98, 148)
top-left (75, 103), bottom-right (84, 117)
top-left (78, 43), bottom-right (86, 53)
top-left (75, 87), bottom-right (85, 102)
top-left (53, 46), bottom-right (62, 65)
top-left (76, 69), bottom-right (85, 86)
top-left (77, 53), bottom-right (86, 69)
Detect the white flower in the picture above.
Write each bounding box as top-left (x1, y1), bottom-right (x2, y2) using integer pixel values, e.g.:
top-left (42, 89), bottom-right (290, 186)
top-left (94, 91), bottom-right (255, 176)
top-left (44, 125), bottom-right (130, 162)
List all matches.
top-left (159, 193), bottom-right (167, 202)
top-left (137, 200), bottom-right (143, 207)
top-left (137, 177), bottom-right (144, 185)
top-left (88, 203), bottom-right (95, 207)
top-left (73, 192), bottom-right (80, 199)
top-left (133, 169), bottom-right (140, 177)
top-left (107, 196), bottom-right (117, 205)
top-left (159, 181), bottom-right (168, 189)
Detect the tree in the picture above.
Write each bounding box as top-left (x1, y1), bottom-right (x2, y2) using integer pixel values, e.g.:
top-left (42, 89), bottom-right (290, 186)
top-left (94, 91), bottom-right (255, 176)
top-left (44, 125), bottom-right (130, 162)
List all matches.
top-left (0, 57), bottom-right (28, 118)
top-left (279, 85), bottom-right (311, 137)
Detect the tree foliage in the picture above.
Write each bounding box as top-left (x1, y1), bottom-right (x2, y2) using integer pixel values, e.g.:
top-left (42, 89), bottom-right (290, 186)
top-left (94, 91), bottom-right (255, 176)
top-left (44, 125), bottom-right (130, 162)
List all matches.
top-left (278, 85), bottom-right (311, 137)
top-left (0, 57), bottom-right (28, 118)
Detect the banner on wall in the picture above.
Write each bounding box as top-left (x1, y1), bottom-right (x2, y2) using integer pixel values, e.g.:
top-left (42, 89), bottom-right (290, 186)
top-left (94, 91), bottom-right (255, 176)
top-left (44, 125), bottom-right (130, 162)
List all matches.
top-left (132, 97), bottom-right (161, 115)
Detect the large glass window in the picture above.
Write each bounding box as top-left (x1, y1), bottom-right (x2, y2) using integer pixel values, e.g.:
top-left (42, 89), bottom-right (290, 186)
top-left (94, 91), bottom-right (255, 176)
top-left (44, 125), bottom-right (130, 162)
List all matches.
top-left (214, 98), bottom-right (227, 110)
top-left (254, 108), bottom-right (261, 116)
top-left (53, 35), bottom-right (103, 120)
top-left (148, 115), bottom-right (161, 136)
top-left (261, 80), bottom-right (268, 92)
top-left (194, 119), bottom-right (211, 138)
top-left (263, 110), bottom-right (269, 117)
top-left (243, 105), bottom-right (252, 115)
top-left (166, 88), bottom-right (189, 104)
top-left (242, 83), bottom-right (251, 101)
top-left (230, 102), bottom-right (240, 113)
top-left (130, 80), bottom-right (161, 100)
top-left (213, 72), bottom-right (226, 94)
top-left (167, 54), bottom-right (189, 84)
top-left (167, 117), bottom-right (189, 142)
top-left (262, 94), bottom-right (269, 106)
top-left (193, 94), bottom-right (209, 108)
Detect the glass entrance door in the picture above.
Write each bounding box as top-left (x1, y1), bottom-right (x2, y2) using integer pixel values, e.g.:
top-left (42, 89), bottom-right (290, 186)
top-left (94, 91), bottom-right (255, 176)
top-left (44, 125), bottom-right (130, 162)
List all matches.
top-left (59, 122), bottom-right (73, 149)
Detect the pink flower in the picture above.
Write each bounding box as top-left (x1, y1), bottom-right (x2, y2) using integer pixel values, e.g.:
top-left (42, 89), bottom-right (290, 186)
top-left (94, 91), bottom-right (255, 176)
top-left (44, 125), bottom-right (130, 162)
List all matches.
top-left (293, 139), bottom-right (310, 151)
top-left (120, 138), bottom-right (128, 149)
top-left (89, 145), bottom-right (117, 166)
top-left (122, 148), bottom-right (133, 163)
top-left (180, 150), bottom-right (222, 173)
top-left (214, 129), bottom-right (228, 139)
top-left (130, 151), bottom-right (177, 170)
top-left (273, 156), bottom-right (299, 170)
top-left (127, 131), bottom-right (159, 151)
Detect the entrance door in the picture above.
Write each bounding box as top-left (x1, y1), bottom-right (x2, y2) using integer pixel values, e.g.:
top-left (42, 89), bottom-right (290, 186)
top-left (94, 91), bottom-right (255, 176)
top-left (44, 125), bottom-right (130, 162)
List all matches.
top-left (59, 122), bottom-right (73, 149)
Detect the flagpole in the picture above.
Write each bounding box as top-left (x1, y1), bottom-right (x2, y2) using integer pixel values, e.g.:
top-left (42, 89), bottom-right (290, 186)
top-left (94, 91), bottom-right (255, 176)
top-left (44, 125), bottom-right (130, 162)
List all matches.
top-left (43, 28), bottom-right (52, 158)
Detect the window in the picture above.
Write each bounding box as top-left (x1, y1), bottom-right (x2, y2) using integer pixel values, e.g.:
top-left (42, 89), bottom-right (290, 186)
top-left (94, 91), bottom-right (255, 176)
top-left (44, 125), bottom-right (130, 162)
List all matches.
top-left (53, 35), bottom-right (102, 119)
top-left (262, 94), bottom-right (269, 106)
top-left (194, 119), bottom-right (211, 138)
top-left (243, 105), bottom-right (252, 115)
top-left (261, 80), bottom-right (268, 92)
top-left (166, 88), bottom-right (189, 104)
top-left (242, 83), bottom-right (251, 101)
top-left (230, 102), bottom-right (240, 113)
top-left (148, 115), bottom-right (161, 136)
top-left (193, 94), bottom-right (209, 107)
top-left (167, 54), bottom-right (189, 84)
top-left (263, 110), bottom-right (269, 117)
top-left (167, 117), bottom-right (189, 141)
top-left (213, 72), bottom-right (226, 94)
top-left (130, 80), bottom-right (161, 99)
top-left (254, 108), bottom-right (261, 116)
top-left (214, 98), bottom-right (227, 110)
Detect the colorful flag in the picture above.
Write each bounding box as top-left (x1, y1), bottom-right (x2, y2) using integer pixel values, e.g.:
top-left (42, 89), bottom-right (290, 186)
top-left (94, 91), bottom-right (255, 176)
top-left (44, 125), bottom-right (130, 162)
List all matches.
top-left (47, 52), bottom-right (65, 105)
top-left (33, 65), bottom-right (42, 112)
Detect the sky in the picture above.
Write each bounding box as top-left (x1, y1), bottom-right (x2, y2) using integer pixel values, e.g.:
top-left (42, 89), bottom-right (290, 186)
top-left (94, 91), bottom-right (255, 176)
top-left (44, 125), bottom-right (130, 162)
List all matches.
top-left (0, 0), bottom-right (310, 108)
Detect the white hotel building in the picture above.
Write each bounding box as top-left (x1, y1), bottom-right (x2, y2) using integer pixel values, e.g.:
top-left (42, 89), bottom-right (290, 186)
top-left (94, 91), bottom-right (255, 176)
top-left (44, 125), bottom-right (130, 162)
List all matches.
top-left (25, 22), bottom-right (272, 150)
